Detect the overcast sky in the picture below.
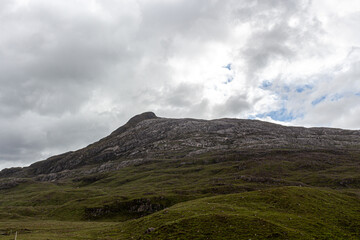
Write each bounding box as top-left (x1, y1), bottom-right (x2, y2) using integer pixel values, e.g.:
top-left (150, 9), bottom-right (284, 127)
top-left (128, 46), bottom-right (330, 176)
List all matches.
top-left (1, 0), bottom-right (360, 169)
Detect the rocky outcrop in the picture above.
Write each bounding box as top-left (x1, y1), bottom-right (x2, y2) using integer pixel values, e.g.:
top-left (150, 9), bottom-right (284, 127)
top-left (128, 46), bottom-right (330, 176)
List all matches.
top-left (1, 112), bottom-right (360, 179)
top-left (0, 178), bottom-right (29, 190)
top-left (0, 167), bottom-right (22, 178)
top-left (84, 197), bottom-right (166, 220)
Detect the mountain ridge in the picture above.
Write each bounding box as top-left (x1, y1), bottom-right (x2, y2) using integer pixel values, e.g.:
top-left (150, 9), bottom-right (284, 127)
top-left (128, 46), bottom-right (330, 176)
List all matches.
top-left (1, 111), bottom-right (360, 180)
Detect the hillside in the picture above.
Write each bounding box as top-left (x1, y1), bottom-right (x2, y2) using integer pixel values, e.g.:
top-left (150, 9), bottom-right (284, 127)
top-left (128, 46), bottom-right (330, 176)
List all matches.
top-left (0, 112), bottom-right (360, 239)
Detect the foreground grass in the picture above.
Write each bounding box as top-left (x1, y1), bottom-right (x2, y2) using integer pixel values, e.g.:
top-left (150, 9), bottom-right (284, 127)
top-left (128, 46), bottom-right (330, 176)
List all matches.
top-left (0, 150), bottom-right (360, 239)
top-left (102, 186), bottom-right (360, 239)
top-left (1, 187), bottom-right (358, 239)
top-left (2, 150), bottom-right (360, 221)
top-left (0, 221), bottom-right (118, 240)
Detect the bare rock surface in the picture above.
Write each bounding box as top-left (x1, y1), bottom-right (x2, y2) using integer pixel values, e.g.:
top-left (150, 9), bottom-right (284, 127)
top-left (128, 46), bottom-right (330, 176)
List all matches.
top-left (1, 112), bottom-right (360, 180)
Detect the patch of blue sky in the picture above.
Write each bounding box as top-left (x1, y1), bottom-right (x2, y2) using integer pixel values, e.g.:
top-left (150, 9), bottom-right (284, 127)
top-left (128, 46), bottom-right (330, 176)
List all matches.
top-left (330, 93), bottom-right (344, 101)
top-left (260, 80), bottom-right (272, 89)
top-left (296, 84), bottom-right (313, 93)
top-left (283, 85), bottom-right (290, 93)
top-left (356, 92), bottom-right (360, 96)
top-left (261, 81), bottom-right (293, 94)
top-left (223, 76), bottom-right (234, 84)
top-left (259, 81), bottom-right (291, 102)
top-left (255, 108), bottom-right (297, 122)
top-left (274, 86), bottom-right (290, 100)
top-left (311, 95), bottom-right (326, 105)
top-left (222, 63), bottom-right (232, 71)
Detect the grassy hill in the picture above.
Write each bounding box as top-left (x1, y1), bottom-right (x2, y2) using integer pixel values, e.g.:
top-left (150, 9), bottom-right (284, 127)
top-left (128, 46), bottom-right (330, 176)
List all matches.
top-left (1, 186), bottom-right (359, 239)
top-left (0, 113), bottom-right (360, 239)
top-left (113, 187), bottom-right (360, 240)
top-left (0, 150), bottom-right (360, 239)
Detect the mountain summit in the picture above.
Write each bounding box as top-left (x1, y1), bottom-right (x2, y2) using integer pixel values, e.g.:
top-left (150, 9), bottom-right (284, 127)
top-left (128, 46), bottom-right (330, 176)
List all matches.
top-left (110, 111), bottom-right (158, 136)
top-left (1, 112), bottom-right (360, 180)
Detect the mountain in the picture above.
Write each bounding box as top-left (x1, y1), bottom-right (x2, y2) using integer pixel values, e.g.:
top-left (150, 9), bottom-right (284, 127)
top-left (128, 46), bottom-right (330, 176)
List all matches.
top-left (0, 112), bottom-right (360, 239)
top-left (2, 111), bottom-right (359, 179)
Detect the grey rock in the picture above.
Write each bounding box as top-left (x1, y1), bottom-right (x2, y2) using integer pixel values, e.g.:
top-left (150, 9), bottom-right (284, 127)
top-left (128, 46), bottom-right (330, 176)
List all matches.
top-left (145, 227), bottom-right (156, 234)
top-left (1, 112), bottom-right (360, 181)
top-left (0, 178), bottom-right (28, 190)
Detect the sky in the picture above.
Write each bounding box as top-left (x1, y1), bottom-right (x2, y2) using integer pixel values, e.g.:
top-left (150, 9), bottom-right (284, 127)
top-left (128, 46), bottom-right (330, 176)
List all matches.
top-left (1, 0), bottom-right (360, 169)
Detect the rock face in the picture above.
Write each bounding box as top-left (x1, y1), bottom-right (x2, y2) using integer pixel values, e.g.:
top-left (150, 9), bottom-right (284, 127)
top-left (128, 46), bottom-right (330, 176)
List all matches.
top-left (1, 111), bottom-right (360, 180)
top-left (0, 178), bottom-right (29, 190)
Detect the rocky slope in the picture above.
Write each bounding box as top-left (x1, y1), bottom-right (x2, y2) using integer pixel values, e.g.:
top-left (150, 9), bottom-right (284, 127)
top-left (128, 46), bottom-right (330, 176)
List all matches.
top-left (1, 112), bottom-right (360, 181)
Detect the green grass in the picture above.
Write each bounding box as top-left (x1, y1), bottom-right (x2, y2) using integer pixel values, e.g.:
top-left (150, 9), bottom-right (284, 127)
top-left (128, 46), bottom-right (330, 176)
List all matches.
top-left (1, 187), bottom-right (358, 239)
top-left (104, 187), bottom-right (360, 239)
top-left (0, 149), bottom-right (360, 239)
top-left (0, 221), bottom-right (118, 240)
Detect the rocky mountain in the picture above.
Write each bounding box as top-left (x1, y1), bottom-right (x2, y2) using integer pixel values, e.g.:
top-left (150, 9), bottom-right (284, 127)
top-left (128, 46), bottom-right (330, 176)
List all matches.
top-left (1, 112), bottom-right (360, 239)
top-left (1, 111), bottom-right (360, 181)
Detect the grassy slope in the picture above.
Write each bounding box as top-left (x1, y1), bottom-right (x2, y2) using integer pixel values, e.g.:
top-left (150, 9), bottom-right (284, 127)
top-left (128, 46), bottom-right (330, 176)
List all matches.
top-left (0, 150), bottom-right (360, 239)
top-left (108, 187), bottom-right (360, 240)
top-left (0, 221), bottom-right (118, 240)
top-left (1, 187), bottom-right (359, 239)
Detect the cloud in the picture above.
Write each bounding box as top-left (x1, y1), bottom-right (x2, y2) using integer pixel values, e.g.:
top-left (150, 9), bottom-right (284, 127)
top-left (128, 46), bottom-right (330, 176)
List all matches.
top-left (213, 94), bottom-right (251, 117)
top-left (0, 1), bottom-right (136, 117)
top-left (236, 0), bottom-right (324, 83)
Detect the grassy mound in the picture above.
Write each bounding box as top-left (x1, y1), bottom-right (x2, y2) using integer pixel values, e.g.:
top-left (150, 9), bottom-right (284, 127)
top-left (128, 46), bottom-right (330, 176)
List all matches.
top-left (0, 187), bottom-right (359, 239)
top-left (104, 187), bottom-right (360, 239)
top-left (0, 149), bottom-right (360, 239)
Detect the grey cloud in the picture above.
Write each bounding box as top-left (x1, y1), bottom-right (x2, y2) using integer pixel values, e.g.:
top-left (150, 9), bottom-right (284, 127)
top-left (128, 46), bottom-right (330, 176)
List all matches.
top-left (296, 95), bottom-right (360, 129)
top-left (165, 83), bottom-right (204, 108)
top-left (0, 118), bottom-right (48, 163)
top-left (236, 0), bottom-right (323, 82)
top-left (139, 0), bottom-right (230, 40)
top-left (0, 81), bottom-right (93, 117)
top-left (0, 0), bottom-right (140, 118)
top-left (0, 111), bottom-right (113, 166)
top-left (213, 94), bottom-right (251, 118)
top-left (136, 83), bottom-right (205, 110)
top-left (277, 49), bottom-right (360, 129)
top-left (121, 82), bottom-right (211, 120)
top-left (242, 26), bottom-right (296, 79)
